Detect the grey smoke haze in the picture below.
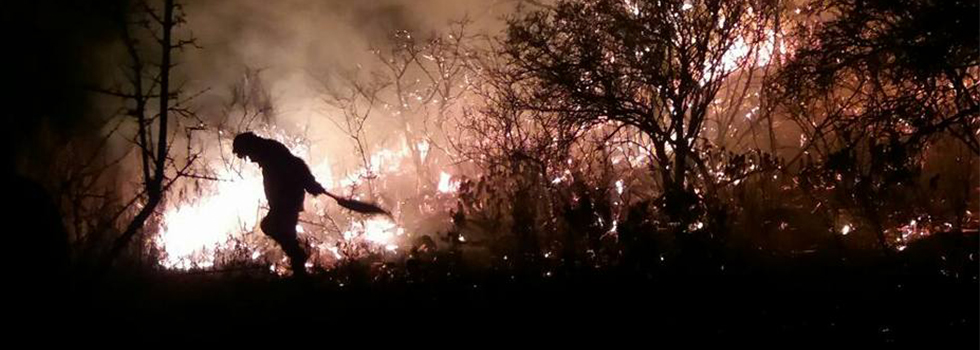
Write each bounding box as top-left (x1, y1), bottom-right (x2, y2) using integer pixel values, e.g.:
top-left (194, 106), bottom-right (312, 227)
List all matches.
top-left (6, 0), bottom-right (543, 177)
top-left (181, 0), bottom-right (513, 113)
top-left (6, 0), bottom-right (547, 198)
top-left (171, 0), bottom-right (525, 165)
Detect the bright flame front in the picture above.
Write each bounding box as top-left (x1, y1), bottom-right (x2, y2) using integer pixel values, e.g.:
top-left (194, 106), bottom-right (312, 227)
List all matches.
top-left (156, 167), bottom-right (266, 269)
top-left (154, 131), bottom-right (416, 271)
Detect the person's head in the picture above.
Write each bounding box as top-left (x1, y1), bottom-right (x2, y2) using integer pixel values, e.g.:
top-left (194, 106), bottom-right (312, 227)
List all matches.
top-left (232, 132), bottom-right (262, 160)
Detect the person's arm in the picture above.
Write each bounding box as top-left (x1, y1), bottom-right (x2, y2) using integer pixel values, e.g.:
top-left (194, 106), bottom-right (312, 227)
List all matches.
top-left (299, 158), bottom-right (327, 196)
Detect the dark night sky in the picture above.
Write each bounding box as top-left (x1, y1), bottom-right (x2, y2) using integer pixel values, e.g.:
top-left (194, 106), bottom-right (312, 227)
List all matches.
top-left (5, 1), bottom-right (117, 170)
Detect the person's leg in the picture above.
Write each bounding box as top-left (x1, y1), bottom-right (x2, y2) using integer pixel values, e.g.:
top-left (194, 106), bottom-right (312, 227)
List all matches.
top-left (261, 209), bottom-right (308, 277)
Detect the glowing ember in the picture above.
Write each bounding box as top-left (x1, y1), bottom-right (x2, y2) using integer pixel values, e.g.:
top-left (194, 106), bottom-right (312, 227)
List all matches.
top-left (339, 142), bottom-right (410, 188)
top-left (417, 140), bottom-right (430, 161)
top-left (438, 171), bottom-right (460, 193)
top-left (343, 216), bottom-right (404, 250)
top-left (714, 29), bottom-right (779, 75)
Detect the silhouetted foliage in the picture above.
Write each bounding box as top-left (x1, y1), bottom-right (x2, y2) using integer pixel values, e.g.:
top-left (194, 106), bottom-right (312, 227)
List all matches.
top-left (500, 0), bottom-right (777, 227)
top-left (772, 0), bottom-right (979, 250)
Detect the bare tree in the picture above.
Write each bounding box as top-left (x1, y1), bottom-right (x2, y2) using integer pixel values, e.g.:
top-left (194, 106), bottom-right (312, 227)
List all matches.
top-left (92, 0), bottom-right (203, 270)
top-left (498, 0), bottom-right (776, 226)
top-left (320, 23), bottom-right (476, 195)
top-left (771, 0), bottom-right (979, 250)
top-left (320, 68), bottom-right (391, 196)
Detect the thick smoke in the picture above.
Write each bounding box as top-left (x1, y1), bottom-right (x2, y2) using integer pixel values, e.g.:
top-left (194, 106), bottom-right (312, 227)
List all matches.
top-left (181, 0), bottom-right (511, 122)
top-left (152, 0), bottom-right (527, 182)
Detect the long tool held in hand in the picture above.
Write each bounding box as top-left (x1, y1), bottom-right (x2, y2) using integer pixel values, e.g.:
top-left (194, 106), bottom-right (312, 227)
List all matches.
top-left (320, 190), bottom-right (392, 217)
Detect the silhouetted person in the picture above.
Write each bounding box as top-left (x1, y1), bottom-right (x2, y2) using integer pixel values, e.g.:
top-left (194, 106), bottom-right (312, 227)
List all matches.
top-left (233, 132), bottom-right (327, 277)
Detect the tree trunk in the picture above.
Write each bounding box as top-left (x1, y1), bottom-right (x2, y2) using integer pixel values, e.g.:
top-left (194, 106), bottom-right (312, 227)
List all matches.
top-left (100, 0), bottom-right (175, 273)
top-left (151, 0), bottom-right (173, 203)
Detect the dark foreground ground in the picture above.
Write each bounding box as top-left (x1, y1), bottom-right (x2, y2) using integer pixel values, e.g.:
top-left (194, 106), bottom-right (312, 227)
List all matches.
top-left (13, 233), bottom-right (978, 346)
